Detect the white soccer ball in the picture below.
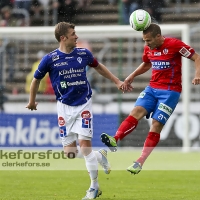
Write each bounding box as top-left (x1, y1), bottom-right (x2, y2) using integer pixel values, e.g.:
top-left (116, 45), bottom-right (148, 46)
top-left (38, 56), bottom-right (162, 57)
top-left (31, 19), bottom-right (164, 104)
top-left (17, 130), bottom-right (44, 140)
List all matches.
top-left (129, 9), bottom-right (151, 31)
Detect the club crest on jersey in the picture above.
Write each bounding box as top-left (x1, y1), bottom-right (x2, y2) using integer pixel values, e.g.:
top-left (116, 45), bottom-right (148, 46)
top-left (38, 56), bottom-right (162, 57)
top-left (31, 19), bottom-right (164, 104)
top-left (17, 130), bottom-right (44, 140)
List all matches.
top-left (77, 57), bottom-right (82, 63)
top-left (81, 110), bottom-right (91, 118)
top-left (163, 48), bottom-right (168, 55)
top-left (52, 55), bottom-right (59, 61)
top-left (179, 47), bottom-right (191, 57)
top-left (58, 116), bottom-right (65, 126)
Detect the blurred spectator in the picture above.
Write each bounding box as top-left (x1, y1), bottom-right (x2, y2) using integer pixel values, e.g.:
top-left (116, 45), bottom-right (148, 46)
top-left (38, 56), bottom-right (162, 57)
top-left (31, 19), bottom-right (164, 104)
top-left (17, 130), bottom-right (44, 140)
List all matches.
top-left (0, 0), bottom-right (14, 10)
top-left (14, 0), bottom-right (32, 21)
top-left (144, 0), bottom-right (167, 23)
top-left (43, 75), bottom-right (55, 95)
top-left (0, 85), bottom-right (7, 112)
top-left (0, 43), bottom-right (3, 84)
top-left (76, 0), bottom-right (92, 13)
top-left (25, 50), bottom-right (46, 93)
top-left (14, 0), bottom-right (32, 12)
top-left (29, 0), bottom-right (44, 26)
top-left (49, 0), bottom-right (77, 24)
top-left (0, 47), bottom-right (6, 112)
top-left (0, 6), bottom-right (25, 80)
top-left (25, 50), bottom-right (54, 94)
top-left (0, 86), bottom-right (5, 112)
top-left (121, 0), bottom-right (143, 24)
top-left (0, 36), bottom-right (8, 109)
top-left (0, 6), bottom-right (25, 26)
top-left (108, 0), bottom-right (116, 5)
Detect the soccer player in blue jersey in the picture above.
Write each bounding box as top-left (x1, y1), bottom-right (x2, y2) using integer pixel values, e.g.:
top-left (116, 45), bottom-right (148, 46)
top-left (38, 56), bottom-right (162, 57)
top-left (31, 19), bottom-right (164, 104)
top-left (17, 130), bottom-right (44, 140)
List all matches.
top-left (26, 22), bottom-right (131, 199)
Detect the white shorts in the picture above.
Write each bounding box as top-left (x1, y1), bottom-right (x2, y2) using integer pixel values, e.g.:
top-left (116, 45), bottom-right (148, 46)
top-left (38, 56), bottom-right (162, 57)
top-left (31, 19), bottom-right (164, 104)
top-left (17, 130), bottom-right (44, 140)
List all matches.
top-left (57, 99), bottom-right (93, 146)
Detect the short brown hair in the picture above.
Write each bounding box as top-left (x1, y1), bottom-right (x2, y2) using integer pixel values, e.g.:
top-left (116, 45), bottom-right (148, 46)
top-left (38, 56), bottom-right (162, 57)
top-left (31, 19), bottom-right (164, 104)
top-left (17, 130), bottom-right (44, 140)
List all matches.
top-left (143, 23), bottom-right (161, 37)
top-left (54, 22), bottom-right (75, 42)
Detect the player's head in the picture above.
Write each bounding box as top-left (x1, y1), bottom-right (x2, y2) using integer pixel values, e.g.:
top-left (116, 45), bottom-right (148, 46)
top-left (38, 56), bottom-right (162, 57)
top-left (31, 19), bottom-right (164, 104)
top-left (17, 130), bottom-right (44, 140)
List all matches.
top-left (54, 22), bottom-right (77, 43)
top-left (142, 23), bottom-right (164, 49)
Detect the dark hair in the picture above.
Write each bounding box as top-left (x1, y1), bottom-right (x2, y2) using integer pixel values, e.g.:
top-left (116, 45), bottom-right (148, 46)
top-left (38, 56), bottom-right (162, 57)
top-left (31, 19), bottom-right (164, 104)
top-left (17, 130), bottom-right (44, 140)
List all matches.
top-left (54, 22), bottom-right (75, 42)
top-left (143, 23), bottom-right (161, 37)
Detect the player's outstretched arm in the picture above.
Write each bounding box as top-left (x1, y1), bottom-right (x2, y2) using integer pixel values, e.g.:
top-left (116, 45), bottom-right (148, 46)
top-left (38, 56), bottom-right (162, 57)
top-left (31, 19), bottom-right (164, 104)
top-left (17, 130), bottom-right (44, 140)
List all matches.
top-left (121, 62), bottom-right (151, 90)
top-left (25, 78), bottom-right (41, 111)
top-left (94, 63), bottom-right (133, 92)
top-left (190, 53), bottom-right (200, 85)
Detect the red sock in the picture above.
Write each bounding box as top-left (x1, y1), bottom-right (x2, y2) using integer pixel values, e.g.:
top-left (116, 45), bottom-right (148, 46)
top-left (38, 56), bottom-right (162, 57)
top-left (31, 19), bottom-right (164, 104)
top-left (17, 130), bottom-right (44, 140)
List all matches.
top-left (137, 132), bottom-right (160, 166)
top-left (114, 115), bottom-right (138, 142)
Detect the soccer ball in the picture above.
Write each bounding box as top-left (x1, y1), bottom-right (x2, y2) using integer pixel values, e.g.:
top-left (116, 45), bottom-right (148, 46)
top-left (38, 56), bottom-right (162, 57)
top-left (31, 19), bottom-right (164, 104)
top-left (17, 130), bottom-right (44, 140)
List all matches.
top-left (129, 9), bottom-right (151, 31)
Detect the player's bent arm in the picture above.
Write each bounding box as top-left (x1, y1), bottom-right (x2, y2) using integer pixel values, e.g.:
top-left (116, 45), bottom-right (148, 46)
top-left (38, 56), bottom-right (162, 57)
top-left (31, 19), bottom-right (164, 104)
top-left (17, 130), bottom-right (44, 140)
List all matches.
top-left (125, 62), bottom-right (151, 84)
top-left (26, 78), bottom-right (41, 110)
top-left (190, 53), bottom-right (200, 85)
top-left (94, 63), bottom-right (123, 89)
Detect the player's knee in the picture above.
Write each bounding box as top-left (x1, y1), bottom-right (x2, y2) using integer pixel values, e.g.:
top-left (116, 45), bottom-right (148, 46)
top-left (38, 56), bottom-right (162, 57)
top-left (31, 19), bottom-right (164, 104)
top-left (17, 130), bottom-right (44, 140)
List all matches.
top-left (151, 119), bottom-right (164, 133)
top-left (131, 106), bottom-right (147, 120)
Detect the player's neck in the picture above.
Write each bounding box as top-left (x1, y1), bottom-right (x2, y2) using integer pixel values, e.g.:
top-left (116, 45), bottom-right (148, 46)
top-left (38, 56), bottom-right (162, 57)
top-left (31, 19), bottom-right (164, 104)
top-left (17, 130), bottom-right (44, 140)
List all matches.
top-left (156, 37), bottom-right (165, 49)
top-left (58, 45), bottom-right (74, 54)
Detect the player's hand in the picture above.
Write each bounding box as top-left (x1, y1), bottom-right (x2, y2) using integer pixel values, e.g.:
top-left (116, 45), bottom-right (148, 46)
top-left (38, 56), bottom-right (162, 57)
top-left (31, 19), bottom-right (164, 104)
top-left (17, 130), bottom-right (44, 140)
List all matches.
top-left (116, 80), bottom-right (125, 91)
top-left (120, 78), bottom-right (134, 93)
top-left (116, 80), bottom-right (133, 93)
top-left (120, 83), bottom-right (133, 93)
top-left (192, 77), bottom-right (200, 85)
top-left (26, 102), bottom-right (38, 111)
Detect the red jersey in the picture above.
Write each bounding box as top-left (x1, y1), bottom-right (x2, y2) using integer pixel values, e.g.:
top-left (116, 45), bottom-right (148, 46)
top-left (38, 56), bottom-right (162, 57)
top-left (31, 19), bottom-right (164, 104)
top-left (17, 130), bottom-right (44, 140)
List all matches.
top-left (142, 37), bottom-right (195, 92)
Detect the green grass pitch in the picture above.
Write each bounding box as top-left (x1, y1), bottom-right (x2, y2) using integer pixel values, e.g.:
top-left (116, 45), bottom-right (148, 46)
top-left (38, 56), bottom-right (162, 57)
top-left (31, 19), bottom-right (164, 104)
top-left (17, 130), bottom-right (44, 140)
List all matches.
top-left (0, 150), bottom-right (200, 200)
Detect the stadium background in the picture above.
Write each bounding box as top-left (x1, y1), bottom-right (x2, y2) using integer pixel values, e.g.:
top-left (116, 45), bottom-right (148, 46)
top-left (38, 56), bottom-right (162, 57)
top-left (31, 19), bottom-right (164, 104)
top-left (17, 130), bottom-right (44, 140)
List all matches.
top-left (0, 0), bottom-right (200, 149)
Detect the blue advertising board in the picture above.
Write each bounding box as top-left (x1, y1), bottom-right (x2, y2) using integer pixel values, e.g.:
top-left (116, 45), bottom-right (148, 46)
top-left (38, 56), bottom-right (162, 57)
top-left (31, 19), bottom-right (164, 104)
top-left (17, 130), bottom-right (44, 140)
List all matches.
top-left (0, 113), bottom-right (118, 147)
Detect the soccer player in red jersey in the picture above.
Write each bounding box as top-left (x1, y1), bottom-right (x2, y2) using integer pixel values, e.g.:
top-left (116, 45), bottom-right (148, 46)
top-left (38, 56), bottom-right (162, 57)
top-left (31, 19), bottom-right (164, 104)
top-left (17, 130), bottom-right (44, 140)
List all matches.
top-left (101, 23), bottom-right (200, 174)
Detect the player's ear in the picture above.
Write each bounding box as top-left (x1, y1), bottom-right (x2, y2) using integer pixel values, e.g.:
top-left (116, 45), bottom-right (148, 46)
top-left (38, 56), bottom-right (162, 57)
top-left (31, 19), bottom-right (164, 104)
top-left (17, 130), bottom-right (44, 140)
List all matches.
top-left (156, 34), bottom-right (161, 39)
top-left (60, 35), bottom-right (66, 40)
